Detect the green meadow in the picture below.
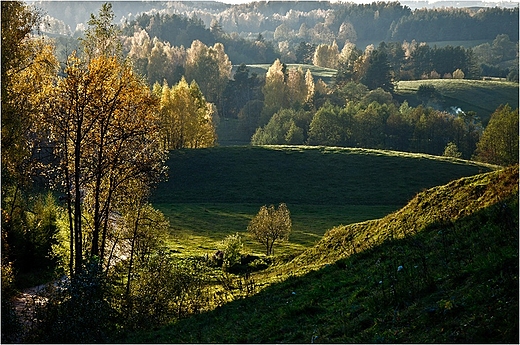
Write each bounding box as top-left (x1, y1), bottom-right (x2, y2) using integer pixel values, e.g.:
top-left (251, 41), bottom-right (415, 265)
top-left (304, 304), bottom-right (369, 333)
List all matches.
top-left (151, 145), bottom-right (496, 257)
top-left (131, 164), bottom-right (519, 344)
top-left (395, 79), bottom-right (519, 124)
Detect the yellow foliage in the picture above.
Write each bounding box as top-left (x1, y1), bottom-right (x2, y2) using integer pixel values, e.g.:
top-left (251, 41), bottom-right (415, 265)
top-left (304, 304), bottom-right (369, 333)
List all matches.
top-left (159, 77), bottom-right (217, 150)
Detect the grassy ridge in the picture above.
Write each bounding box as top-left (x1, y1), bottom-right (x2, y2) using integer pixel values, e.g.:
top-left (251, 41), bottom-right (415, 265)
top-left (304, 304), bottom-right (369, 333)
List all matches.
top-left (131, 166), bottom-right (519, 344)
top-left (152, 145), bottom-right (494, 206)
top-left (152, 145), bottom-right (495, 256)
top-left (395, 79), bottom-right (519, 124)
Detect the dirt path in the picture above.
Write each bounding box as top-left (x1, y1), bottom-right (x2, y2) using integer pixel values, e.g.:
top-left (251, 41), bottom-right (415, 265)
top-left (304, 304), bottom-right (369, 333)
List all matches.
top-left (11, 277), bottom-right (66, 341)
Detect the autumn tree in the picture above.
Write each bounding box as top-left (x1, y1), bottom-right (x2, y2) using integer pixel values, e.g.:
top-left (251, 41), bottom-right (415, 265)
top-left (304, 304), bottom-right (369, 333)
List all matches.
top-left (45, 4), bottom-right (166, 274)
top-left (1, 1), bottom-right (60, 295)
top-left (124, 29), bottom-right (186, 86)
top-left (185, 40), bottom-right (232, 108)
top-left (80, 3), bottom-right (121, 61)
top-left (286, 67), bottom-right (315, 107)
top-left (313, 41), bottom-right (340, 69)
top-left (474, 104), bottom-right (519, 166)
top-left (261, 59), bottom-right (290, 123)
top-left (2, 0), bottom-right (58, 202)
top-left (248, 203), bottom-right (292, 256)
top-left (158, 77), bottom-right (217, 150)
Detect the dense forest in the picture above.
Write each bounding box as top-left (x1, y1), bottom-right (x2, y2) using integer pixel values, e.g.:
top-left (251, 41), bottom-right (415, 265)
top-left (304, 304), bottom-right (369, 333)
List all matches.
top-left (2, 0), bottom-right (519, 343)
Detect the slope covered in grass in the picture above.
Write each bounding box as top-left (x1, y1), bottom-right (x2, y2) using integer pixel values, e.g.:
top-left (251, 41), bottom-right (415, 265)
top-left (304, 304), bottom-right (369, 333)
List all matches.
top-left (395, 79), bottom-right (519, 124)
top-left (152, 145), bottom-right (495, 206)
top-left (152, 146), bottom-right (497, 256)
top-left (132, 166), bottom-right (518, 343)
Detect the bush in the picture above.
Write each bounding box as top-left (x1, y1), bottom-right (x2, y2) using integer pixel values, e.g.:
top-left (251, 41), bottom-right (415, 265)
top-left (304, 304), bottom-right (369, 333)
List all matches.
top-left (219, 233), bottom-right (243, 269)
top-left (417, 84), bottom-right (436, 98)
top-left (28, 258), bottom-right (119, 343)
top-left (123, 253), bottom-right (210, 330)
top-left (443, 142), bottom-right (462, 158)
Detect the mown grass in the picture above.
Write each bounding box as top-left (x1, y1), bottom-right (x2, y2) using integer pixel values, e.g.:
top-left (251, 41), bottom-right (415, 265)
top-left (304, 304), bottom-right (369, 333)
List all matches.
top-left (151, 146), bottom-right (495, 258)
top-left (395, 79), bottom-right (519, 124)
top-left (129, 166), bottom-right (519, 344)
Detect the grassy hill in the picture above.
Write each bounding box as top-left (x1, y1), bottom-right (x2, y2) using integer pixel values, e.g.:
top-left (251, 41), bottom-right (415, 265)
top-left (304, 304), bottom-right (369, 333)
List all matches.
top-left (131, 165), bottom-right (519, 343)
top-left (151, 146), bottom-right (495, 256)
top-left (237, 63), bottom-right (338, 84)
top-left (395, 79), bottom-right (519, 124)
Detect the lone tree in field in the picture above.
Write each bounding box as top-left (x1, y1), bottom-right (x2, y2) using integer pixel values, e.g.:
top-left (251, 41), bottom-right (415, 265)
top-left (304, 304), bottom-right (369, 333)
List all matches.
top-left (248, 203), bottom-right (292, 256)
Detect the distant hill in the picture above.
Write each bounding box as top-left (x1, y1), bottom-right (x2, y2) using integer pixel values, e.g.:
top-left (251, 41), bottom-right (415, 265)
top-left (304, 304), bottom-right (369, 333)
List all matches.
top-left (235, 64), bottom-right (337, 84)
top-left (395, 79), bottom-right (519, 124)
top-left (129, 165), bottom-right (518, 343)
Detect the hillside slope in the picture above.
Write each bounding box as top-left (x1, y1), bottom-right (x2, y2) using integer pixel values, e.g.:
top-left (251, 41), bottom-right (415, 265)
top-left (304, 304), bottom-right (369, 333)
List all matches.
top-left (131, 166), bottom-right (518, 343)
top-left (152, 145), bottom-right (496, 206)
top-left (291, 164), bottom-right (518, 269)
top-left (395, 79), bottom-right (519, 124)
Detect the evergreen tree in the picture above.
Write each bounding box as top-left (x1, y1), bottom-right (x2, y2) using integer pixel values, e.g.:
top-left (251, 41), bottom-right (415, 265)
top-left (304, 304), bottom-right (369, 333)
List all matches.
top-left (360, 49), bottom-right (394, 92)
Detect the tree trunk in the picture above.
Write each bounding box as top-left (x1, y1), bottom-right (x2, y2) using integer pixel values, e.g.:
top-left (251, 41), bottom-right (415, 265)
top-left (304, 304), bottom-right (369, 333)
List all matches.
top-left (73, 124), bottom-right (83, 274)
top-left (126, 206), bottom-right (140, 298)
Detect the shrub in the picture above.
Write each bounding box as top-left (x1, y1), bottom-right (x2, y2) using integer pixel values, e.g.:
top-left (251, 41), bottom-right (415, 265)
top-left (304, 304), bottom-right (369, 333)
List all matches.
top-left (443, 142), bottom-right (462, 158)
top-left (417, 84), bottom-right (436, 98)
top-left (28, 258), bottom-right (118, 343)
top-left (219, 233), bottom-right (243, 269)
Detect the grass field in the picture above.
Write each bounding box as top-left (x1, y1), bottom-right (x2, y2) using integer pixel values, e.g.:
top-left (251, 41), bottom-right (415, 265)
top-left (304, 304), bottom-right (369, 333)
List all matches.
top-left (130, 166), bottom-right (519, 344)
top-left (395, 79), bottom-right (519, 124)
top-left (238, 63), bottom-right (337, 84)
top-left (151, 145), bottom-right (495, 257)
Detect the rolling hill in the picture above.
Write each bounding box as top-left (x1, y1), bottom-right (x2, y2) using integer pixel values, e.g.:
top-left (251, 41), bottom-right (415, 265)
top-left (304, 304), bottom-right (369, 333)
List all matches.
top-left (131, 165), bottom-right (518, 343)
top-left (152, 145), bottom-right (495, 206)
top-left (151, 145), bottom-right (497, 256)
top-left (395, 79), bottom-right (519, 124)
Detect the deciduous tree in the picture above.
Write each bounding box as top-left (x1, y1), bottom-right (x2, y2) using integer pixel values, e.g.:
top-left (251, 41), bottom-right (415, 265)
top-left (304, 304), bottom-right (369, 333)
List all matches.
top-left (261, 59), bottom-right (290, 123)
top-left (185, 40), bottom-right (231, 108)
top-left (248, 203), bottom-right (292, 256)
top-left (158, 77), bottom-right (217, 150)
top-left (45, 4), bottom-right (166, 274)
top-left (313, 41), bottom-right (339, 69)
top-left (474, 104), bottom-right (519, 166)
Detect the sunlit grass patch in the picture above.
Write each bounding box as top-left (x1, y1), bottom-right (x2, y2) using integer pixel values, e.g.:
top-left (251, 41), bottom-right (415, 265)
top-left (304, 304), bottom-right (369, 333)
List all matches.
top-left (157, 203), bottom-right (400, 257)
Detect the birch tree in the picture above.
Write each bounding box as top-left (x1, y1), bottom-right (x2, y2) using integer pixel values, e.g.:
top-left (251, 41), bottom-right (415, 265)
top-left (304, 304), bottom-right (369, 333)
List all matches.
top-left (45, 4), bottom-right (166, 274)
